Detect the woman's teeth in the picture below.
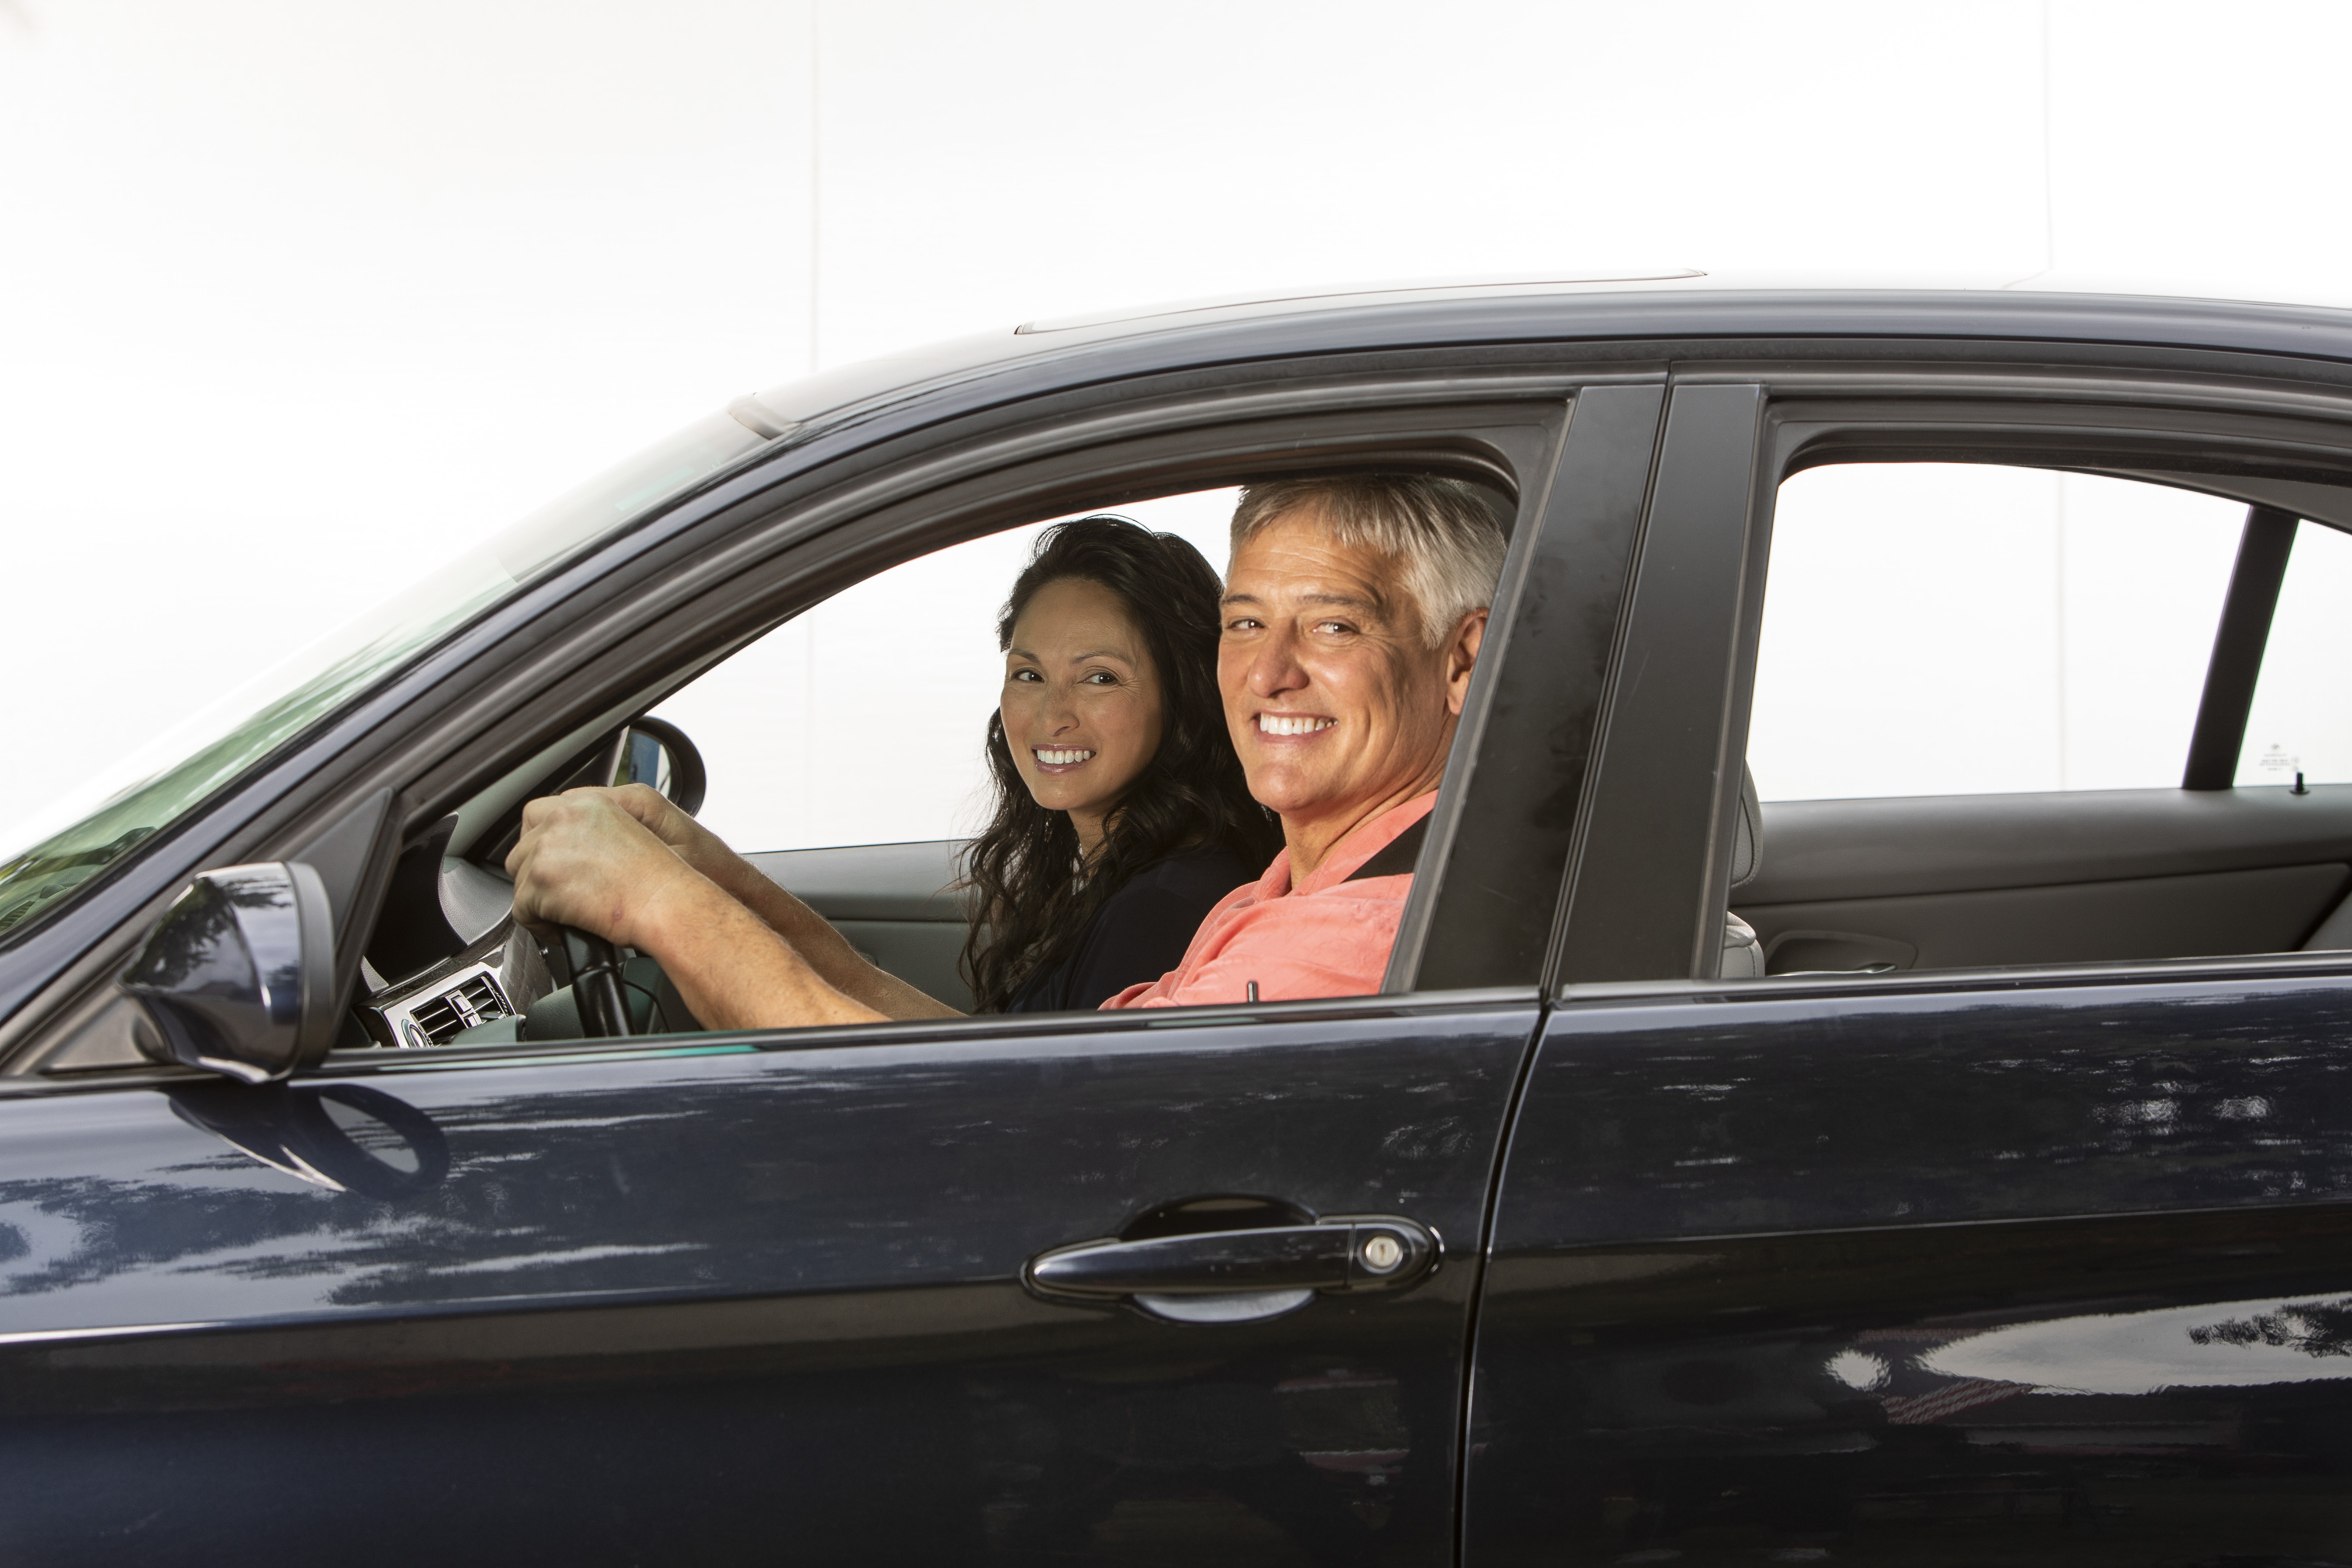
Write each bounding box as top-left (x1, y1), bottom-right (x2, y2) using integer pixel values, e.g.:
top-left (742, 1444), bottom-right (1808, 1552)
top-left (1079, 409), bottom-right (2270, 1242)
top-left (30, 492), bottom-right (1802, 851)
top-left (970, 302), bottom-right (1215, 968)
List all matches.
top-left (1258, 715), bottom-right (1335, 736)
top-left (1035, 747), bottom-right (1094, 765)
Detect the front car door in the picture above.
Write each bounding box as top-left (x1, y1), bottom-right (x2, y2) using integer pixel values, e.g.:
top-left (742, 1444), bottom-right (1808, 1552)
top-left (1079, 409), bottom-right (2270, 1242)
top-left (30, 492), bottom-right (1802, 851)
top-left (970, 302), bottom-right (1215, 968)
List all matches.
top-left (0, 336), bottom-right (1667, 1563)
top-left (1469, 320), bottom-right (2352, 1563)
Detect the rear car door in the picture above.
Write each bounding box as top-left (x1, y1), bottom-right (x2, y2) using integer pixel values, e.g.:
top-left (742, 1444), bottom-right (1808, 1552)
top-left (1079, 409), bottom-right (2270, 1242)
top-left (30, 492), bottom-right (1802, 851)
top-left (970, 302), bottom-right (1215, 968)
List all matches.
top-left (1469, 366), bottom-right (2352, 1564)
top-left (0, 368), bottom-right (1665, 1564)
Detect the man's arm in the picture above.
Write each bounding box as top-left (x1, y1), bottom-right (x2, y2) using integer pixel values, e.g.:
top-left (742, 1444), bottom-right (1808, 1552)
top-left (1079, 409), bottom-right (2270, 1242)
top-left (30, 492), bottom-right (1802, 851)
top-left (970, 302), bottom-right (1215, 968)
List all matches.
top-left (506, 788), bottom-right (961, 1029)
top-left (604, 784), bottom-right (962, 1021)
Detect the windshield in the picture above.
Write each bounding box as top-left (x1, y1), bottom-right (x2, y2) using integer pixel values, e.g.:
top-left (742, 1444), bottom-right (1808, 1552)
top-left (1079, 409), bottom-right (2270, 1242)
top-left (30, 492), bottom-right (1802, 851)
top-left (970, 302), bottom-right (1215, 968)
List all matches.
top-left (0, 410), bottom-right (768, 943)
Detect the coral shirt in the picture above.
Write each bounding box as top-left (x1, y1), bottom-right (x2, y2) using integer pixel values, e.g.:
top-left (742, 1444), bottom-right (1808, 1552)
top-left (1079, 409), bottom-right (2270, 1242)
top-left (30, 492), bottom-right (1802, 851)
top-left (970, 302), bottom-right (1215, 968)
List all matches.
top-left (1102, 792), bottom-right (1435, 1009)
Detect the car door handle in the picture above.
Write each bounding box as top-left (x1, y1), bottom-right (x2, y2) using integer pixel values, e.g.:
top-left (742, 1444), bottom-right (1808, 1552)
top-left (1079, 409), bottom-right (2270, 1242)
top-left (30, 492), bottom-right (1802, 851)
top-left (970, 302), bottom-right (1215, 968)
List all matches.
top-left (1024, 1215), bottom-right (1438, 1323)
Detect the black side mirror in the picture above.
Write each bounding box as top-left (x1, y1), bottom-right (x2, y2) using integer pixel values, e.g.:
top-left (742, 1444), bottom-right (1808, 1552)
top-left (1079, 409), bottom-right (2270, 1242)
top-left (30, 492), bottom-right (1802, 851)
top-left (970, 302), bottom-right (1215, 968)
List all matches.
top-left (120, 861), bottom-right (338, 1084)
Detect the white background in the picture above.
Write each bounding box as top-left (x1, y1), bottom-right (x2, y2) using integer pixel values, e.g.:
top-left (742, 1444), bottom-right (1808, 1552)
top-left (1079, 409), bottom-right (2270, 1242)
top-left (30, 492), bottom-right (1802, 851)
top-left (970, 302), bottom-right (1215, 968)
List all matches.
top-left (1752, 468), bottom-right (2352, 804)
top-left (9, 0), bottom-right (2352, 850)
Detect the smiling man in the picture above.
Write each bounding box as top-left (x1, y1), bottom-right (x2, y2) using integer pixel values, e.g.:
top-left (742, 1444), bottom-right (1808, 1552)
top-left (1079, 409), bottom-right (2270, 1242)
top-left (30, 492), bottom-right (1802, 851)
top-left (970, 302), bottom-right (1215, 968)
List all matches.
top-left (1102, 474), bottom-right (1505, 1007)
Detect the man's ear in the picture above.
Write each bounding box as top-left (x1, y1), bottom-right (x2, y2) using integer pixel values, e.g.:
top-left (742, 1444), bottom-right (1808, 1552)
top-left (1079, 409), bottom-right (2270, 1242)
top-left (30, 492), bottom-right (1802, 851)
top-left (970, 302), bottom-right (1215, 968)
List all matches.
top-left (1444, 609), bottom-right (1489, 716)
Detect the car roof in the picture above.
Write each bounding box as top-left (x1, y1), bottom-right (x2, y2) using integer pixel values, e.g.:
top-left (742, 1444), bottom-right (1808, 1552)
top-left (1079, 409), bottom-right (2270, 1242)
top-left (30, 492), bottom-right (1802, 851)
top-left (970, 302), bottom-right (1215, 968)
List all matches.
top-left (744, 280), bottom-right (2352, 447)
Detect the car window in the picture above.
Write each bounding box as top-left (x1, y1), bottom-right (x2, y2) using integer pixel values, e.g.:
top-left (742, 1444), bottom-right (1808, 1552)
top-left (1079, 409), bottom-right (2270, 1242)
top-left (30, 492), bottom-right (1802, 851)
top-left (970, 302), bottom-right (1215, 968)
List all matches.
top-left (1725, 458), bottom-right (2352, 985)
top-left (650, 488), bottom-right (1239, 853)
top-left (2237, 518), bottom-right (2352, 786)
top-left (1748, 463), bottom-right (2245, 801)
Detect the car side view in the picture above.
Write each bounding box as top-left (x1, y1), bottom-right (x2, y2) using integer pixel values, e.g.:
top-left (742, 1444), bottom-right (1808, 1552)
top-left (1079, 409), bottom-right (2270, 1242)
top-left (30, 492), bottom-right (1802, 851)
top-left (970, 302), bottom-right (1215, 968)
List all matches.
top-left (1, 280), bottom-right (2351, 1563)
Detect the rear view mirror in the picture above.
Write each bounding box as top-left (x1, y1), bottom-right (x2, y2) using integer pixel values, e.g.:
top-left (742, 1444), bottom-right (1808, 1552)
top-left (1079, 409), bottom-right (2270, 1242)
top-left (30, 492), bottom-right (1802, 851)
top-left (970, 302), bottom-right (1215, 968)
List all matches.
top-left (616, 716), bottom-right (707, 816)
top-left (463, 713), bottom-right (712, 877)
top-left (120, 861), bottom-right (338, 1084)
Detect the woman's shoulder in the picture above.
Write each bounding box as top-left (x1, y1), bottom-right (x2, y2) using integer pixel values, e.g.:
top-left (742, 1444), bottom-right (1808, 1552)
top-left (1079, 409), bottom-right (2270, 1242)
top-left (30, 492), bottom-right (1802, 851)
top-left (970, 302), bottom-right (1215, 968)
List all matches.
top-left (1105, 841), bottom-right (1263, 910)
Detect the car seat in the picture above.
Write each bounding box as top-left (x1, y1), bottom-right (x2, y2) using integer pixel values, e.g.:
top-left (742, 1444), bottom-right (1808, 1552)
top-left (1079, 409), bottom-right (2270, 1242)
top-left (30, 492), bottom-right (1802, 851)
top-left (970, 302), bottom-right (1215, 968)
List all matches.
top-left (1721, 764), bottom-right (1764, 978)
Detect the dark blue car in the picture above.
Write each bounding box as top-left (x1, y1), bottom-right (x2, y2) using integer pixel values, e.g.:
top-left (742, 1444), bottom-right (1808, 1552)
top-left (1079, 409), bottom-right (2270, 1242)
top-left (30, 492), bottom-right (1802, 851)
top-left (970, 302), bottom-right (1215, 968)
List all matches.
top-left (5, 281), bottom-right (2352, 1563)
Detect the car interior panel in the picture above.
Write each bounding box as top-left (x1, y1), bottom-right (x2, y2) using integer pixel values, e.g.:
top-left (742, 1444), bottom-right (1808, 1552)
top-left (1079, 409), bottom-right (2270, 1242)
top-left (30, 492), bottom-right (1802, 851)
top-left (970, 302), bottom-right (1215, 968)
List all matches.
top-left (1733, 787), bottom-right (2352, 973)
top-left (744, 841), bottom-right (975, 1011)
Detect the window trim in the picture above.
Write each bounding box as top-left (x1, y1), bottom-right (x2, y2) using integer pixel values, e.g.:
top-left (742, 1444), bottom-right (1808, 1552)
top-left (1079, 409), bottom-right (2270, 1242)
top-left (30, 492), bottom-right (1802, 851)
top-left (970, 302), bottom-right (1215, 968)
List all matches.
top-left (1388, 380), bottom-right (1667, 993)
top-left (1548, 383), bottom-right (1766, 986)
top-left (310, 984), bottom-right (1549, 1083)
top-left (2184, 506), bottom-right (2300, 789)
top-left (1550, 372), bottom-right (2352, 996)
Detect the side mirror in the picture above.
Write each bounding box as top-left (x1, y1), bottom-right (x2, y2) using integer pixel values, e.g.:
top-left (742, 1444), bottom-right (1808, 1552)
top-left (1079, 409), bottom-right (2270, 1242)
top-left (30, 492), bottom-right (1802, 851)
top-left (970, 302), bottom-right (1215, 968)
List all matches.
top-left (120, 861), bottom-right (338, 1084)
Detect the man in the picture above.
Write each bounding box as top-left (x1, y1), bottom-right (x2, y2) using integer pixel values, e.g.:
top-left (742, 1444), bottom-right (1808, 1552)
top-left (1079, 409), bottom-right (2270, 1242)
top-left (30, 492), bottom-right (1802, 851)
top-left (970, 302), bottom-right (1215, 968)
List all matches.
top-left (1101, 474), bottom-right (1502, 1005)
top-left (505, 474), bottom-right (1505, 1026)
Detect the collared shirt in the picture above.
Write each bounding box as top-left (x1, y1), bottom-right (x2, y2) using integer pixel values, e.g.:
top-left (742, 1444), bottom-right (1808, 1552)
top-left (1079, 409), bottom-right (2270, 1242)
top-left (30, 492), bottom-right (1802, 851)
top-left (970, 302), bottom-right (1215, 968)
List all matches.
top-left (1101, 792), bottom-right (1435, 1009)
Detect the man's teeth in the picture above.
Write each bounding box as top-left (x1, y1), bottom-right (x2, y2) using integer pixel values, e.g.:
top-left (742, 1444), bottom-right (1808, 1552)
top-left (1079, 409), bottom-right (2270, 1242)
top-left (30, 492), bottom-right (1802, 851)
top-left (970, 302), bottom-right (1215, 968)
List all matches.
top-left (1258, 715), bottom-right (1336, 736)
top-left (1035, 748), bottom-right (1094, 765)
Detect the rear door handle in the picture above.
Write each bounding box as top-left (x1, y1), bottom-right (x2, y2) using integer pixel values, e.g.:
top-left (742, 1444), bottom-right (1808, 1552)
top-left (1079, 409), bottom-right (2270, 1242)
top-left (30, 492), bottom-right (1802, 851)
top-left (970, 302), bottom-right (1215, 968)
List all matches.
top-left (1024, 1215), bottom-right (1438, 1323)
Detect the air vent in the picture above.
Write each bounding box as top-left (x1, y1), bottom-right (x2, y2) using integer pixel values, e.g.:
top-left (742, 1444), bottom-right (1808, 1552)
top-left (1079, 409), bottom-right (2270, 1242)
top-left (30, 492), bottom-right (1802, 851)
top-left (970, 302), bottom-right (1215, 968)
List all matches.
top-left (374, 963), bottom-right (514, 1049)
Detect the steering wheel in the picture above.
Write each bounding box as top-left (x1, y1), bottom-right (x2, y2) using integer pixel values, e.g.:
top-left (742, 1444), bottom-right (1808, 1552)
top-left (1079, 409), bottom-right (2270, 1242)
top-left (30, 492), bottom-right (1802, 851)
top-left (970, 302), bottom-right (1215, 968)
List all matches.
top-left (538, 926), bottom-right (635, 1037)
top-left (519, 716), bottom-right (710, 1040)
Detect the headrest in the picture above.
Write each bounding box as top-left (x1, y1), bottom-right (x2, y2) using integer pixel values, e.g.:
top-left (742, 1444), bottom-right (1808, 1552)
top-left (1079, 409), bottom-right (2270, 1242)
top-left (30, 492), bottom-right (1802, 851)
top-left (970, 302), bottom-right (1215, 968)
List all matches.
top-left (1729, 762), bottom-right (1761, 890)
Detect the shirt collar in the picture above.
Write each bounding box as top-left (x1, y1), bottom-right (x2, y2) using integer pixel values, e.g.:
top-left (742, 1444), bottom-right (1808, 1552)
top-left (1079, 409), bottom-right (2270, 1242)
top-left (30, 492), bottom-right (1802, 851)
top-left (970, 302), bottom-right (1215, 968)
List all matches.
top-left (1250, 792), bottom-right (1441, 901)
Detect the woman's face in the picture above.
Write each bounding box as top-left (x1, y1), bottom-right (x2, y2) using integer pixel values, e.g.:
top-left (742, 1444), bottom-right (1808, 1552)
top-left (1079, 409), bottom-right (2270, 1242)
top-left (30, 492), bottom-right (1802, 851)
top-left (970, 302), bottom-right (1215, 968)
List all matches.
top-left (1002, 576), bottom-right (1165, 849)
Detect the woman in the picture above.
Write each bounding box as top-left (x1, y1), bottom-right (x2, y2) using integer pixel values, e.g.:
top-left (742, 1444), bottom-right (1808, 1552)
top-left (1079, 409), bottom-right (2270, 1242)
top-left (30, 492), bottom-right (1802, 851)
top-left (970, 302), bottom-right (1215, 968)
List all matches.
top-left (969, 516), bottom-right (1280, 1012)
top-left (523, 516), bottom-right (1276, 1023)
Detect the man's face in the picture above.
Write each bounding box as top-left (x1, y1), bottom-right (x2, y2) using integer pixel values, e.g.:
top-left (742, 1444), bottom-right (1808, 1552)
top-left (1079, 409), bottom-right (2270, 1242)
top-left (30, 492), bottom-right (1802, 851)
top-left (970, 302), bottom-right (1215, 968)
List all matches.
top-left (1218, 509), bottom-right (1481, 833)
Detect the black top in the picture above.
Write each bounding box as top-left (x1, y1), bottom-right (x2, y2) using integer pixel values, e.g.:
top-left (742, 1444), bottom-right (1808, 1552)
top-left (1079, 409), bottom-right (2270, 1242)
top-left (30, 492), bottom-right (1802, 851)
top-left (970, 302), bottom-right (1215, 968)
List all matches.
top-left (1003, 843), bottom-right (1261, 1014)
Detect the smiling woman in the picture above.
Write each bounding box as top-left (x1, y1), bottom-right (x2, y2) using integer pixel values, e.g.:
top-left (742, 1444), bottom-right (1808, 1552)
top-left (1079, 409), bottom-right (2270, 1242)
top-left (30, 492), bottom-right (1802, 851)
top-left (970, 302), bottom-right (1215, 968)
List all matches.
top-left (968, 517), bottom-right (1282, 1013)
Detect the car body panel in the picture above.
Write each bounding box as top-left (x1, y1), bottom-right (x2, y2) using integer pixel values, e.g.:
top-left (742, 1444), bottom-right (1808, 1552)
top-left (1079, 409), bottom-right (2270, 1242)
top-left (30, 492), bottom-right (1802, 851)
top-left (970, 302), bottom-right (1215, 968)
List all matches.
top-left (0, 997), bottom-right (1535, 1563)
top-left (1468, 972), bottom-right (2352, 1563)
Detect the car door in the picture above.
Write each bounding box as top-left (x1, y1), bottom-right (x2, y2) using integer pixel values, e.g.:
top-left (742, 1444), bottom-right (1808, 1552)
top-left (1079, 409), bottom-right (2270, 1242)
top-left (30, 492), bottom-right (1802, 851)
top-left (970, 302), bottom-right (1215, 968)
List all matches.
top-left (0, 370), bottom-right (1665, 1564)
top-left (1468, 370), bottom-right (2352, 1564)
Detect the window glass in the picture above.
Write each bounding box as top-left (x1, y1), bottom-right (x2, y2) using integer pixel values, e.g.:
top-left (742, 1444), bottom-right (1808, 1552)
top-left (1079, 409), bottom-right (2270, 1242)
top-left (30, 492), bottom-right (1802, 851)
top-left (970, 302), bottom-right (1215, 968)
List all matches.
top-left (2237, 519), bottom-right (2352, 786)
top-left (650, 489), bottom-right (1240, 852)
top-left (0, 412), bottom-right (766, 940)
top-left (1749, 464), bottom-right (2244, 802)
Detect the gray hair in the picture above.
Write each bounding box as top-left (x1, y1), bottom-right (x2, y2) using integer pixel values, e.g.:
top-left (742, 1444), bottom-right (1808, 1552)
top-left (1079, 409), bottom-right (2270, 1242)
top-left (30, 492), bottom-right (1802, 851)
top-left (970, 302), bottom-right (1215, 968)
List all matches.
top-left (1230, 475), bottom-right (1508, 647)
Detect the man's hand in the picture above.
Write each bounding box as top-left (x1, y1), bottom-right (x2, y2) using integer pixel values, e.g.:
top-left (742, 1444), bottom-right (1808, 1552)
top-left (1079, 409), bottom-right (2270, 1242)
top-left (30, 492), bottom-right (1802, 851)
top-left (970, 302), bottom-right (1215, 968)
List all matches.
top-left (504, 783), bottom-right (948, 1031)
top-left (604, 783), bottom-right (763, 903)
top-left (505, 784), bottom-right (891, 1031)
top-left (505, 787), bottom-right (708, 950)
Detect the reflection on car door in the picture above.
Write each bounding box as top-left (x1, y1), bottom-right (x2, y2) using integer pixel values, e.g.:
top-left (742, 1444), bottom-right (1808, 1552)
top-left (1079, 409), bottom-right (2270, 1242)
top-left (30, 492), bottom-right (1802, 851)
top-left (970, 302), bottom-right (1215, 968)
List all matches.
top-left (0, 1000), bottom-right (1531, 1565)
top-left (1468, 975), bottom-right (2352, 1565)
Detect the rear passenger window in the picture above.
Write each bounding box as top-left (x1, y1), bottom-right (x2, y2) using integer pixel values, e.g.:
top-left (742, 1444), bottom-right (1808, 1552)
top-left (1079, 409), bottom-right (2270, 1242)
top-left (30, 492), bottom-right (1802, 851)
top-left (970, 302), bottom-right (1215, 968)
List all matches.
top-left (1733, 459), bottom-right (2352, 982)
top-left (1749, 464), bottom-right (2244, 802)
top-left (2238, 517), bottom-right (2352, 786)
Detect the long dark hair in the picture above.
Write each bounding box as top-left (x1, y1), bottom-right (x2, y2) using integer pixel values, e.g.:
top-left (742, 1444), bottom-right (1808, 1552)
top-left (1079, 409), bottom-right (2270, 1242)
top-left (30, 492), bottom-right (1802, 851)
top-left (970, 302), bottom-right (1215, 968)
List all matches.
top-left (961, 516), bottom-right (1279, 1012)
